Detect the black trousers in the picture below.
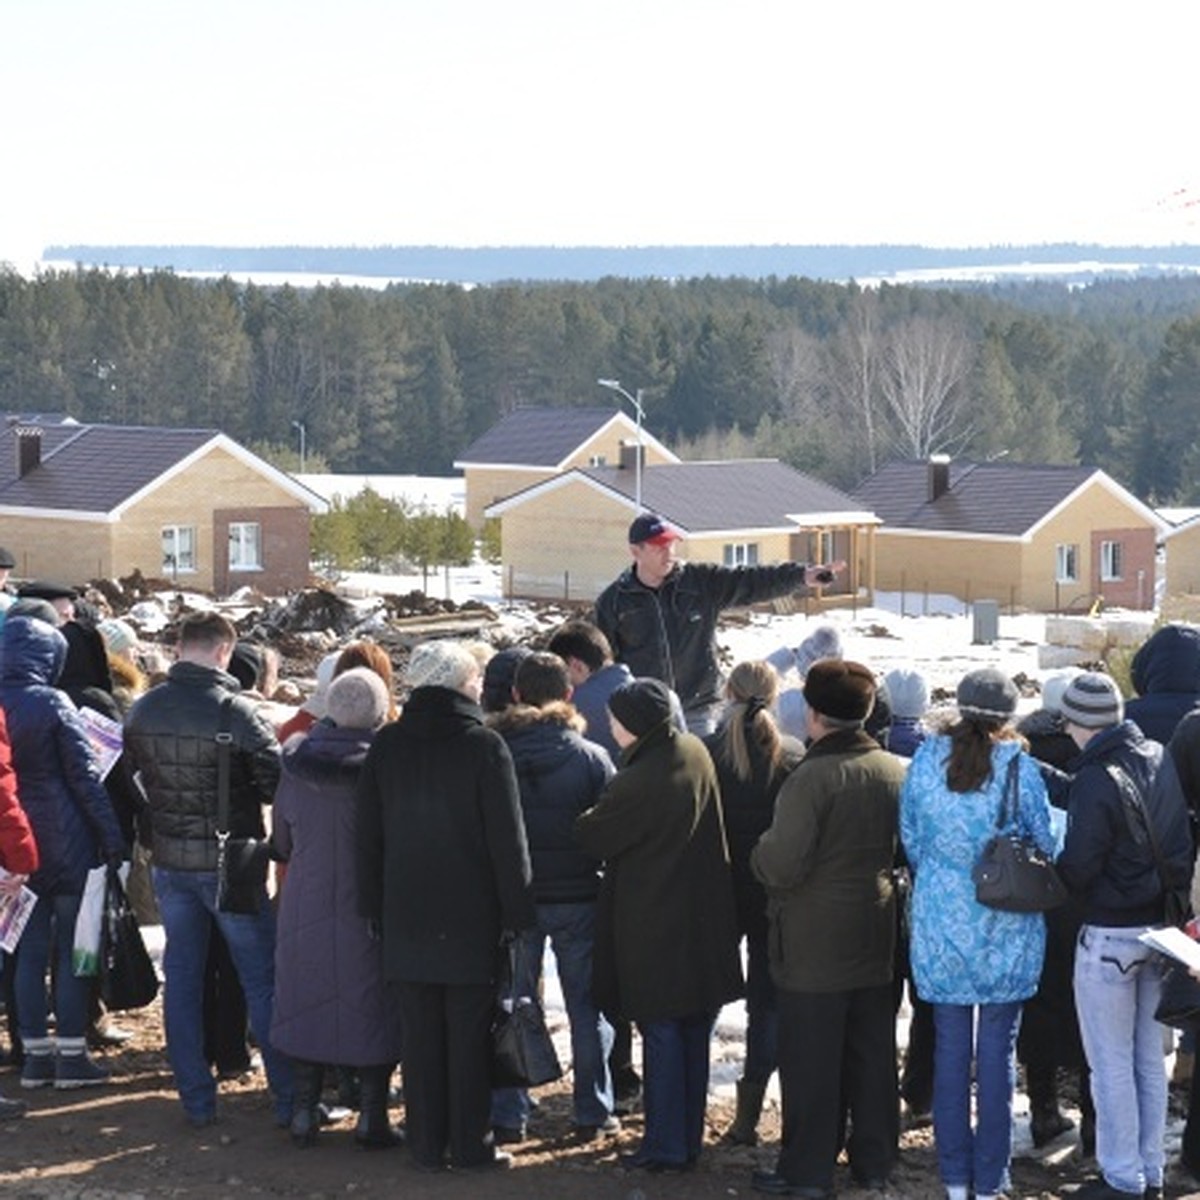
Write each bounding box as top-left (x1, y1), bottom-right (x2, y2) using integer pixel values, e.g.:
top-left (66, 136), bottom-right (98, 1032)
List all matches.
top-left (777, 983), bottom-right (899, 1190)
top-left (398, 980), bottom-right (495, 1169)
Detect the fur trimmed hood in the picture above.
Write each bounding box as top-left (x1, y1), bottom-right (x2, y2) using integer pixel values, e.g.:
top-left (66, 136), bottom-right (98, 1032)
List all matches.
top-left (487, 700), bottom-right (585, 737)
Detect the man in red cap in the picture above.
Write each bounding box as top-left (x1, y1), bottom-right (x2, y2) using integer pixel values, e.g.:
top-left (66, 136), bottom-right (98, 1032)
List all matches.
top-left (594, 513), bottom-right (841, 734)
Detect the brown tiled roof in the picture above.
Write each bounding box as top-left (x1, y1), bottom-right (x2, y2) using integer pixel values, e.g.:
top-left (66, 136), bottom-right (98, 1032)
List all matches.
top-left (852, 459), bottom-right (1100, 536)
top-left (455, 407), bottom-right (628, 467)
top-left (0, 423), bottom-right (217, 514)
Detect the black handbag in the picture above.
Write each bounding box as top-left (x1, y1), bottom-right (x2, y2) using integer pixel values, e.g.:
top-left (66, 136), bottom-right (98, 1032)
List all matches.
top-left (490, 940), bottom-right (562, 1089)
top-left (973, 756), bottom-right (1068, 913)
top-left (99, 866), bottom-right (159, 1011)
top-left (1155, 962), bottom-right (1200, 1030)
top-left (213, 697), bottom-right (268, 915)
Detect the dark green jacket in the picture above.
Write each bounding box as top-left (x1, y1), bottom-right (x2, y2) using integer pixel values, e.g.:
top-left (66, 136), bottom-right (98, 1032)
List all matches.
top-left (751, 728), bottom-right (905, 993)
top-left (575, 721), bottom-right (742, 1021)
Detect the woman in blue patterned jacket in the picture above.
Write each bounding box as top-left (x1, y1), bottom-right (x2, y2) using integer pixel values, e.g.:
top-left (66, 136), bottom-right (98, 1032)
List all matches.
top-left (900, 668), bottom-right (1056, 1200)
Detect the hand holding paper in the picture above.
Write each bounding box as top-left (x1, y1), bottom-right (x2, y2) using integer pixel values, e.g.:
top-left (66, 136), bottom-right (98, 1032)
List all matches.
top-left (1139, 925), bottom-right (1200, 973)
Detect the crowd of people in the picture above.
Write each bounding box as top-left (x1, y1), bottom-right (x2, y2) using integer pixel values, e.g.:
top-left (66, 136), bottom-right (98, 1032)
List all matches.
top-left (1, 517), bottom-right (1200, 1200)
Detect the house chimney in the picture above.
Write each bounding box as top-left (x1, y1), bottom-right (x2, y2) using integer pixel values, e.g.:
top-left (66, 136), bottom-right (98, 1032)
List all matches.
top-left (619, 440), bottom-right (644, 474)
top-left (15, 426), bottom-right (42, 477)
top-left (928, 453), bottom-right (950, 502)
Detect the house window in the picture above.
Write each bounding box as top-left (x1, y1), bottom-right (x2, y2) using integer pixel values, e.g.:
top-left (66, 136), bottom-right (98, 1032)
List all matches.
top-left (817, 531), bottom-right (835, 564)
top-left (229, 522), bottom-right (262, 571)
top-left (1056, 543), bottom-right (1078, 583)
top-left (1100, 541), bottom-right (1123, 582)
top-left (588, 454), bottom-right (607, 467)
top-left (162, 525), bottom-right (196, 574)
top-left (723, 542), bottom-right (759, 567)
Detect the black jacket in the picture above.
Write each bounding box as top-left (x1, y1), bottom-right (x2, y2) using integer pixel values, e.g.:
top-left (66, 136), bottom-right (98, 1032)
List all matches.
top-left (356, 685), bottom-right (535, 986)
top-left (489, 700), bottom-right (614, 905)
top-left (123, 660), bottom-right (281, 871)
top-left (1126, 624), bottom-right (1200, 745)
top-left (593, 560), bottom-right (808, 715)
top-left (1057, 720), bottom-right (1192, 926)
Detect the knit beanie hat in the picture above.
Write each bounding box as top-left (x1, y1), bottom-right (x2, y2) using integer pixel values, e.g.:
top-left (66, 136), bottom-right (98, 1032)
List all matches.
top-left (802, 658), bottom-right (876, 723)
top-left (405, 639), bottom-right (479, 692)
top-left (607, 677), bottom-right (674, 738)
top-left (326, 667), bottom-right (389, 730)
top-left (228, 641), bottom-right (263, 691)
top-left (795, 624), bottom-right (844, 675)
top-left (956, 668), bottom-right (1018, 721)
top-left (97, 618), bottom-right (138, 656)
top-left (1060, 671), bottom-right (1124, 729)
top-left (481, 645), bottom-right (533, 713)
top-left (1041, 668), bottom-right (1083, 716)
top-left (884, 668), bottom-right (930, 721)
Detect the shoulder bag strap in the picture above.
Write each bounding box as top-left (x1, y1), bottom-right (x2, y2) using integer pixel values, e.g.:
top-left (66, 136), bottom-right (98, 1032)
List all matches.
top-left (215, 696), bottom-right (235, 837)
top-left (1105, 762), bottom-right (1170, 889)
top-left (995, 752), bottom-right (1021, 831)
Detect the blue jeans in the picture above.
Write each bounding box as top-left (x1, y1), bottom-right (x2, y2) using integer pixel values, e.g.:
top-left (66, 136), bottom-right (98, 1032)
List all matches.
top-left (491, 902), bottom-right (613, 1128)
top-left (153, 867), bottom-right (292, 1122)
top-left (1074, 924), bottom-right (1166, 1194)
top-left (638, 1012), bottom-right (715, 1165)
top-left (931, 1001), bottom-right (1021, 1196)
top-left (15, 891), bottom-right (88, 1041)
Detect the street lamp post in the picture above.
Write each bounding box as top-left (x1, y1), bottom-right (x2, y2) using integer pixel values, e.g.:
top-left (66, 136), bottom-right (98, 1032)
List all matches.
top-left (597, 379), bottom-right (645, 512)
top-left (291, 420), bottom-right (307, 474)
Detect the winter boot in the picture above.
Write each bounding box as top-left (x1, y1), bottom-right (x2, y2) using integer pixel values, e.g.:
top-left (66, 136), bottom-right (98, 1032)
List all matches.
top-left (1027, 1062), bottom-right (1073, 1149)
top-left (288, 1060), bottom-right (325, 1148)
top-left (355, 1063), bottom-right (404, 1149)
top-left (54, 1037), bottom-right (110, 1089)
top-left (722, 1077), bottom-right (768, 1147)
top-left (19, 1037), bottom-right (55, 1089)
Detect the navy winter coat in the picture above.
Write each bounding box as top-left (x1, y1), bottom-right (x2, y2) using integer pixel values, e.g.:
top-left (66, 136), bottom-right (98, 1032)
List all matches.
top-left (1126, 624), bottom-right (1200, 745)
top-left (270, 721), bottom-right (404, 1067)
top-left (1057, 720), bottom-right (1192, 926)
top-left (0, 616), bottom-right (124, 896)
top-left (489, 700), bottom-right (614, 904)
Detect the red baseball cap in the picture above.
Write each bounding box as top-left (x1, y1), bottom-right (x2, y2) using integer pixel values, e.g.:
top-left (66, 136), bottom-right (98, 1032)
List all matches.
top-left (628, 513), bottom-right (682, 546)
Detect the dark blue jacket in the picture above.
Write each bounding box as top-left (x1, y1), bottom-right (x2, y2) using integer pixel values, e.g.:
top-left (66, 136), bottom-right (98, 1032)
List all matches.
top-left (490, 701), bottom-right (614, 904)
top-left (1057, 720), bottom-right (1192, 926)
top-left (1126, 624), bottom-right (1200, 745)
top-left (0, 616), bottom-right (124, 895)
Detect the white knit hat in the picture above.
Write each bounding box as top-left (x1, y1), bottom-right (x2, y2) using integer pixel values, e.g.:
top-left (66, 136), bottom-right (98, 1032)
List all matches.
top-left (405, 640), bottom-right (479, 692)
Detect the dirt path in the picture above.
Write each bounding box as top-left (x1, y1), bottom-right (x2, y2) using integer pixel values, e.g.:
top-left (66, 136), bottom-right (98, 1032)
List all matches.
top-left (2, 999), bottom-right (1196, 1199)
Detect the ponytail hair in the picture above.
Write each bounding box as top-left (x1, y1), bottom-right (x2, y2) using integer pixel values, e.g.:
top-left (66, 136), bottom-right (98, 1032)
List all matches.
top-left (720, 660), bottom-right (784, 783)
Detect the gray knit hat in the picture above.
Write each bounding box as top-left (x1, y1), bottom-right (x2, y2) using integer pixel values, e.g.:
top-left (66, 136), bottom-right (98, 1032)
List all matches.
top-left (326, 667), bottom-right (390, 730)
top-left (956, 668), bottom-right (1018, 721)
top-left (1060, 672), bottom-right (1124, 729)
top-left (885, 668), bottom-right (930, 720)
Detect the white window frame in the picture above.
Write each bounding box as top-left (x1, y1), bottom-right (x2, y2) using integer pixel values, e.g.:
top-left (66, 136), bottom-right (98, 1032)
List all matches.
top-left (1100, 540), bottom-right (1123, 582)
top-left (818, 531), bottom-right (835, 564)
top-left (723, 542), bottom-right (760, 567)
top-left (228, 522), bottom-right (263, 572)
top-left (1055, 543), bottom-right (1079, 583)
top-left (162, 525), bottom-right (197, 574)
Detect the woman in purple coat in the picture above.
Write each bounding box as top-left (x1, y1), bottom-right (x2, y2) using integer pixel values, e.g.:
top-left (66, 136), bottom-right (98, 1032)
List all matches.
top-left (270, 668), bottom-right (404, 1149)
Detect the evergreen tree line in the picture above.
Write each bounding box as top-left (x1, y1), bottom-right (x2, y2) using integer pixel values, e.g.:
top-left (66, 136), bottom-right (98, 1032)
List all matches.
top-left (3, 265), bottom-right (1200, 500)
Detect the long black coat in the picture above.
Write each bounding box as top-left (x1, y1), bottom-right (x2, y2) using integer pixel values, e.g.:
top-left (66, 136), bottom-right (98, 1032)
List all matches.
top-left (355, 685), bottom-right (535, 986)
top-left (575, 721), bottom-right (743, 1022)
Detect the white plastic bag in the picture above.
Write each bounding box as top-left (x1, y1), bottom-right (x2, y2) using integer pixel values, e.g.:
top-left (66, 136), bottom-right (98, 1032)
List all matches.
top-left (72, 865), bottom-right (108, 976)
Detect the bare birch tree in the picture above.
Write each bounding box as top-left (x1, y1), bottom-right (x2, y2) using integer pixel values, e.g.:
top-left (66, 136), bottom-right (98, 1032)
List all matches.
top-left (879, 316), bottom-right (975, 458)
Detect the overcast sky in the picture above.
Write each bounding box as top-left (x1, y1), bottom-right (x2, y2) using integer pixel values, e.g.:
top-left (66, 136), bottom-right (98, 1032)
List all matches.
top-left (2, 0), bottom-right (1197, 263)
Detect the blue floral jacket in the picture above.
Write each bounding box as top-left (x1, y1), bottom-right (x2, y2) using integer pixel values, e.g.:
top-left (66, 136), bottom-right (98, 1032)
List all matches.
top-left (900, 736), bottom-right (1056, 1005)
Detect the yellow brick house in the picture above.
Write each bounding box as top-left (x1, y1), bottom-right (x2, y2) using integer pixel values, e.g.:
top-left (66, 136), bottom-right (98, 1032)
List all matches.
top-left (454, 406), bottom-right (678, 528)
top-left (852, 457), bottom-right (1165, 612)
top-left (486, 458), bottom-right (880, 604)
top-left (0, 420), bottom-right (328, 596)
